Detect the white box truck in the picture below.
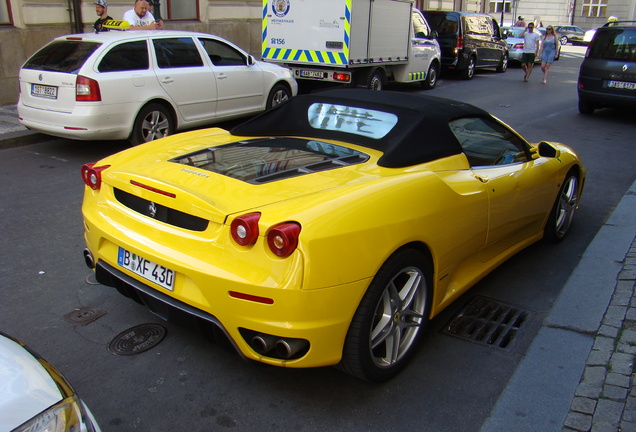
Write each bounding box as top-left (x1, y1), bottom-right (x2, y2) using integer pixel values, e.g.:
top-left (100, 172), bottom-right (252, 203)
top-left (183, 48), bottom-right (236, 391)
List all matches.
top-left (262, 0), bottom-right (441, 90)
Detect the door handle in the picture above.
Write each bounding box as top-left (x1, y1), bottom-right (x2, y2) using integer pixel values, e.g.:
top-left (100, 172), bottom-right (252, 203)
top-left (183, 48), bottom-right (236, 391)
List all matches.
top-left (217, 74), bottom-right (227, 80)
top-left (474, 174), bottom-right (489, 183)
top-left (161, 77), bottom-right (174, 84)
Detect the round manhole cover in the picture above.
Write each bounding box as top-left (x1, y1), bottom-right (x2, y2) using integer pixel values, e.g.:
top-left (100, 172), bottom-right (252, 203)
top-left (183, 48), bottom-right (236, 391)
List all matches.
top-left (108, 324), bottom-right (167, 356)
top-left (62, 307), bottom-right (106, 326)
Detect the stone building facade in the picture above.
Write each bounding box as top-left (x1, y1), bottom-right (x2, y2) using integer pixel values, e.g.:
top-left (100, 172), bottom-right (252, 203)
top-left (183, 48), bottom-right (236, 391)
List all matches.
top-left (0, 0), bottom-right (634, 105)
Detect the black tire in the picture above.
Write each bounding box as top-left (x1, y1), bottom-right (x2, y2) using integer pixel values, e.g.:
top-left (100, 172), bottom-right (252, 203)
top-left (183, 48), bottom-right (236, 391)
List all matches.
top-left (266, 83), bottom-right (291, 109)
top-left (130, 103), bottom-right (174, 146)
top-left (366, 68), bottom-right (385, 91)
top-left (420, 62), bottom-right (439, 90)
top-left (544, 170), bottom-right (580, 243)
top-left (461, 56), bottom-right (476, 80)
top-left (560, 36), bottom-right (568, 45)
top-left (578, 98), bottom-right (595, 114)
top-left (339, 249), bottom-right (432, 382)
top-left (496, 53), bottom-right (508, 73)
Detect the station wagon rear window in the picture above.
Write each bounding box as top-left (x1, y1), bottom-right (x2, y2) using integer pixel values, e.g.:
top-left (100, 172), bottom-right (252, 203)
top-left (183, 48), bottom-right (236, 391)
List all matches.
top-left (171, 137), bottom-right (369, 183)
top-left (23, 40), bottom-right (101, 73)
top-left (308, 103), bottom-right (398, 139)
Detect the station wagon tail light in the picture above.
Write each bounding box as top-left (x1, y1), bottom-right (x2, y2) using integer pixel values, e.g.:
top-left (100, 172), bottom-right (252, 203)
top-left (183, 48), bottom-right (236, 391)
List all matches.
top-left (231, 212), bottom-right (261, 246)
top-left (81, 163), bottom-right (110, 190)
top-left (76, 75), bottom-right (102, 102)
top-left (267, 222), bottom-right (301, 258)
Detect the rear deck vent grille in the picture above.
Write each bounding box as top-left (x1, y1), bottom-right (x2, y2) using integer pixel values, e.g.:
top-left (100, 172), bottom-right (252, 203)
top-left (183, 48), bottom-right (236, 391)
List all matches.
top-left (114, 188), bottom-right (209, 232)
top-left (441, 296), bottom-right (533, 353)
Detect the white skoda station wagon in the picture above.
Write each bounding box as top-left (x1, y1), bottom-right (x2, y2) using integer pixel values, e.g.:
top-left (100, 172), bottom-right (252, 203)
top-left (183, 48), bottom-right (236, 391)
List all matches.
top-left (18, 30), bottom-right (297, 144)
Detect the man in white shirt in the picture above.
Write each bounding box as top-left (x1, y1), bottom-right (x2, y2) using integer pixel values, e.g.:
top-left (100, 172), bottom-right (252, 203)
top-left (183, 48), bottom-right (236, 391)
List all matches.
top-left (520, 22), bottom-right (542, 82)
top-left (123, 0), bottom-right (163, 30)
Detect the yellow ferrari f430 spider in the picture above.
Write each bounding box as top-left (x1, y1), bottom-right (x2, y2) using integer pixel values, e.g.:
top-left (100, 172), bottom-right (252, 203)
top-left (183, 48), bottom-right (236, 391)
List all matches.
top-left (81, 90), bottom-right (585, 381)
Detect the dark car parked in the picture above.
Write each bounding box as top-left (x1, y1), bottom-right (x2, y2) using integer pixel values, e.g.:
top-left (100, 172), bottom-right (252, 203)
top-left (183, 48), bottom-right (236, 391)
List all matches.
top-left (578, 21), bottom-right (636, 114)
top-left (554, 25), bottom-right (587, 45)
top-left (422, 11), bottom-right (508, 79)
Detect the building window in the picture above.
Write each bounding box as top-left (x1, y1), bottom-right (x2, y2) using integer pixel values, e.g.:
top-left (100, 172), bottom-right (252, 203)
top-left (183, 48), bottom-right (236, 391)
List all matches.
top-left (581, 0), bottom-right (607, 17)
top-left (1, 0), bottom-right (13, 25)
top-left (152, 0), bottom-right (198, 20)
top-left (489, 1), bottom-right (512, 13)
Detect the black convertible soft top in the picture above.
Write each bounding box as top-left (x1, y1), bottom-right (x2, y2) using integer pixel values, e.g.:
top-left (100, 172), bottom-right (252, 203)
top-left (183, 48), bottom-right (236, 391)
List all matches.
top-left (231, 89), bottom-right (492, 168)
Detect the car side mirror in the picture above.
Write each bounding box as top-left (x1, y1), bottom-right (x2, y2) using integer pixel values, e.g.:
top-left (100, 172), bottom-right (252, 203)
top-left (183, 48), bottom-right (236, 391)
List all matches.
top-left (537, 141), bottom-right (561, 159)
top-left (430, 30), bottom-right (439, 39)
top-left (247, 55), bottom-right (255, 66)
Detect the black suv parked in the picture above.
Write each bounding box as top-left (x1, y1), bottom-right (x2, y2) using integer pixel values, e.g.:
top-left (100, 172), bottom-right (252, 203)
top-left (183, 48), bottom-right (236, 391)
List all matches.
top-left (422, 11), bottom-right (508, 79)
top-left (578, 21), bottom-right (636, 114)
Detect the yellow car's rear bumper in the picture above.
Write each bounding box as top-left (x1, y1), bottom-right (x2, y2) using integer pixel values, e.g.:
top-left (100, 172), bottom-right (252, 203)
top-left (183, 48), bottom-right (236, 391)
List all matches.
top-left (83, 210), bottom-right (369, 368)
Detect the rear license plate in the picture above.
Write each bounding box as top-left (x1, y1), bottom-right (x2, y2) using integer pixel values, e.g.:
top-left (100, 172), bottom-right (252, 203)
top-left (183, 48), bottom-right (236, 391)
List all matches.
top-left (117, 247), bottom-right (175, 291)
top-left (31, 84), bottom-right (58, 99)
top-left (299, 70), bottom-right (326, 79)
top-left (607, 80), bottom-right (636, 90)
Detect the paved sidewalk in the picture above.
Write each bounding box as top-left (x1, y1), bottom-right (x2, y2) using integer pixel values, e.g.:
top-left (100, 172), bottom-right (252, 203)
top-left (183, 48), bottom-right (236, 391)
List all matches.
top-left (0, 104), bottom-right (47, 149)
top-left (0, 104), bottom-right (25, 134)
top-left (1, 102), bottom-right (636, 431)
top-left (563, 236), bottom-right (636, 432)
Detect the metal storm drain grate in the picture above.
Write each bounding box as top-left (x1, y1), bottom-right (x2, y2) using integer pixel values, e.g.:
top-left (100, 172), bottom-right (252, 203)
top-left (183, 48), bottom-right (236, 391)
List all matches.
top-left (441, 296), bottom-right (533, 353)
top-left (108, 324), bottom-right (167, 356)
top-left (62, 307), bottom-right (107, 326)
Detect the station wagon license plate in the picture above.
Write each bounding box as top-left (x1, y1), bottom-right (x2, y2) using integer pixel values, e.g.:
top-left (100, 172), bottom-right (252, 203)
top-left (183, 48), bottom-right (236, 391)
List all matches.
top-left (607, 80), bottom-right (636, 90)
top-left (31, 84), bottom-right (58, 99)
top-left (117, 247), bottom-right (175, 291)
top-left (299, 70), bottom-right (326, 79)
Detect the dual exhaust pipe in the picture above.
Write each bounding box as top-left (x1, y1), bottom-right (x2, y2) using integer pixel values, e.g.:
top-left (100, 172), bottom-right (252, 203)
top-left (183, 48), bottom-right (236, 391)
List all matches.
top-left (251, 333), bottom-right (309, 360)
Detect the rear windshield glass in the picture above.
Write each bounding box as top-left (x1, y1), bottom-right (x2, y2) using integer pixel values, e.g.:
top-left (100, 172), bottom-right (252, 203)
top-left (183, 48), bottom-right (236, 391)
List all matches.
top-left (589, 28), bottom-right (636, 61)
top-left (423, 13), bottom-right (459, 36)
top-left (23, 40), bottom-right (101, 73)
top-left (308, 103), bottom-right (397, 139)
top-left (170, 138), bottom-right (369, 183)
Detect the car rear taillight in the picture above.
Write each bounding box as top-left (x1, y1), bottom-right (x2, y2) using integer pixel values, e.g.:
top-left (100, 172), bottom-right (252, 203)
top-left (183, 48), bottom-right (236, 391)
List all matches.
top-left (455, 36), bottom-right (464, 52)
top-left (267, 223), bottom-right (301, 258)
top-left (231, 213), bottom-right (261, 246)
top-left (81, 163), bottom-right (110, 190)
top-left (514, 43), bottom-right (524, 49)
top-left (76, 75), bottom-right (102, 102)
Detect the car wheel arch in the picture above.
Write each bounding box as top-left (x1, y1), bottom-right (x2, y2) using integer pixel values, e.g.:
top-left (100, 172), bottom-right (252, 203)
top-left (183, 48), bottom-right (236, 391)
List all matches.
top-left (266, 81), bottom-right (293, 109)
top-left (543, 166), bottom-right (582, 243)
top-left (420, 60), bottom-right (440, 90)
top-left (129, 99), bottom-right (178, 144)
top-left (358, 241), bottom-right (436, 307)
top-left (130, 99), bottom-right (178, 129)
